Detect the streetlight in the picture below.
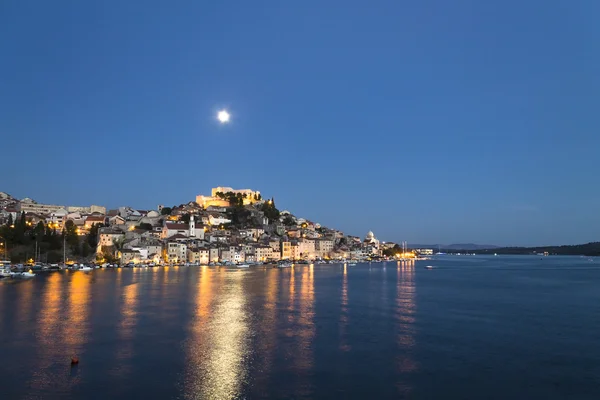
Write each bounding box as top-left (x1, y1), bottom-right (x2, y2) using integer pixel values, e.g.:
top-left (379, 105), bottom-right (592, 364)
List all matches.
top-left (0, 236), bottom-right (7, 261)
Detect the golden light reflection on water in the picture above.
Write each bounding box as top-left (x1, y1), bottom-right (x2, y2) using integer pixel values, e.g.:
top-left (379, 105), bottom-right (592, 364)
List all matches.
top-left (28, 272), bottom-right (65, 393)
top-left (299, 266), bottom-right (315, 356)
top-left (184, 268), bottom-right (216, 398)
top-left (396, 262), bottom-right (417, 395)
top-left (340, 264), bottom-right (350, 351)
top-left (290, 265), bottom-right (315, 380)
top-left (64, 272), bottom-right (92, 350)
top-left (120, 283), bottom-right (139, 339)
top-left (111, 279), bottom-right (139, 378)
top-left (17, 277), bottom-right (34, 332)
top-left (184, 270), bottom-right (249, 400)
top-left (262, 268), bottom-right (279, 369)
top-left (38, 272), bottom-right (63, 341)
top-left (286, 267), bottom-right (296, 328)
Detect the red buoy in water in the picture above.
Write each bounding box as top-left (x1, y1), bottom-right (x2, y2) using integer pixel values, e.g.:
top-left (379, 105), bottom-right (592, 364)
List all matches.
top-left (71, 356), bottom-right (79, 365)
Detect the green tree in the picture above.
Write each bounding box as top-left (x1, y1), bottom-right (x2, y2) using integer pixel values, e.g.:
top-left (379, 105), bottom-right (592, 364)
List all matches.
top-left (283, 216), bottom-right (296, 226)
top-left (64, 220), bottom-right (80, 255)
top-left (34, 221), bottom-right (45, 239)
top-left (87, 223), bottom-right (100, 248)
top-left (137, 222), bottom-right (153, 231)
top-left (113, 237), bottom-right (125, 256)
top-left (161, 207), bottom-right (172, 215)
top-left (101, 247), bottom-right (118, 263)
top-left (260, 198), bottom-right (280, 223)
top-left (81, 242), bottom-right (89, 258)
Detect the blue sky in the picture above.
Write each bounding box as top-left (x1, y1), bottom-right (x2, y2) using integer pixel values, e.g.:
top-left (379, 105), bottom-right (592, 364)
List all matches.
top-left (1, 1), bottom-right (599, 246)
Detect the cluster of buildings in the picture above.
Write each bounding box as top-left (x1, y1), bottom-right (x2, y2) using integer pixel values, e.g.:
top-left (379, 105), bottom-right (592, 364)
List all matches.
top-left (0, 192), bottom-right (107, 234)
top-left (1, 188), bottom-right (390, 265)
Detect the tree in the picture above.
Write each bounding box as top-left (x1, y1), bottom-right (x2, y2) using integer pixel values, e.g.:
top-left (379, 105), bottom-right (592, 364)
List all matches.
top-left (101, 247), bottom-right (118, 263)
top-left (113, 237), bottom-right (125, 254)
top-left (260, 198), bottom-right (280, 223)
top-left (283, 216), bottom-right (296, 226)
top-left (87, 223), bottom-right (100, 248)
top-left (34, 221), bottom-right (45, 239)
top-left (382, 248), bottom-right (396, 257)
top-left (137, 222), bottom-right (153, 231)
top-left (81, 242), bottom-right (91, 258)
top-left (7, 214), bottom-right (13, 227)
top-left (161, 207), bottom-right (172, 215)
top-left (64, 220), bottom-right (80, 255)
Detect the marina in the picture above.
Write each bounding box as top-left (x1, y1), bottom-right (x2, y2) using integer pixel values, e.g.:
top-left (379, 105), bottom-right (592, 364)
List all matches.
top-left (2, 255), bottom-right (600, 399)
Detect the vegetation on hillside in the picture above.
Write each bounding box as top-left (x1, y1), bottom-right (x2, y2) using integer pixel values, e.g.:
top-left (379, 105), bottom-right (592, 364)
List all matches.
top-left (0, 212), bottom-right (102, 263)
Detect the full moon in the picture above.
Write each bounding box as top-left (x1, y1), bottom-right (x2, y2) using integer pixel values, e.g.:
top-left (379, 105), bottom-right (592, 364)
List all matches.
top-left (217, 110), bottom-right (231, 124)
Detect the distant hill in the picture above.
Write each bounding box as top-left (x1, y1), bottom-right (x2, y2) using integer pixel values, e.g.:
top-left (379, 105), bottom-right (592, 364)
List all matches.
top-left (446, 243), bottom-right (499, 250)
top-left (409, 243), bottom-right (499, 250)
top-left (477, 242), bottom-right (600, 257)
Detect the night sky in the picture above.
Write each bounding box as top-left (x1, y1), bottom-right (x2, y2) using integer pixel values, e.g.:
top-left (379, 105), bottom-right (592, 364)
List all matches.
top-left (1, 1), bottom-right (599, 246)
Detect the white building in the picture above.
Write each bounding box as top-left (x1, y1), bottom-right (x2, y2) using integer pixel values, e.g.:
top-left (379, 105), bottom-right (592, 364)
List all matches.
top-left (188, 248), bottom-right (210, 265)
top-left (48, 208), bottom-right (69, 228)
top-left (161, 222), bottom-right (189, 239)
top-left (255, 246), bottom-right (272, 262)
top-left (208, 214), bottom-right (231, 226)
top-left (298, 238), bottom-right (316, 260)
top-left (161, 217), bottom-right (204, 240)
top-left (315, 239), bottom-right (335, 258)
top-left (167, 242), bottom-right (187, 263)
top-left (97, 228), bottom-right (126, 253)
top-left (19, 200), bottom-right (65, 215)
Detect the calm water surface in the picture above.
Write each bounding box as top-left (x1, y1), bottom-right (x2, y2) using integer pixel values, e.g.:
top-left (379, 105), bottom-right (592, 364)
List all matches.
top-left (2, 256), bottom-right (600, 399)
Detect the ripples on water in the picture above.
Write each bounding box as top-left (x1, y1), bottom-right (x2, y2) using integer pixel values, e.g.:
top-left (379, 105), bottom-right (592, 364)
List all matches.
top-left (1, 257), bottom-right (600, 399)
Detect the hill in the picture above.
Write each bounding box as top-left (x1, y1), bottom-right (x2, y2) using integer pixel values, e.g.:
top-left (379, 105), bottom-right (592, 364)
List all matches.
top-left (409, 243), bottom-right (499, 250)
top-left (474, 242), bottom-right (600, 257)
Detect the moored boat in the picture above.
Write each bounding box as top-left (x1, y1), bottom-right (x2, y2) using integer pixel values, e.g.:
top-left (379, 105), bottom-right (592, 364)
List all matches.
top-left (0, 266), bottom-right (12, 278)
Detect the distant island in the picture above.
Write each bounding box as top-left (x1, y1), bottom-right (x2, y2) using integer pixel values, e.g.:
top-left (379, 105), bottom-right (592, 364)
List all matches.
top-left (439, 242), bottom-right (600, 257)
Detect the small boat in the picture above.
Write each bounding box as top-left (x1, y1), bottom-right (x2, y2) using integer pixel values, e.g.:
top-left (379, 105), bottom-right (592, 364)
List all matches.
top-left (79, 265), bottom-right (92, 272)
top-left (237, 264), bottom-right (250, 268)
top-left (0, 267), bottom-right (12, 278)
top-left (348, 263), bottom-right (357, 266)
top-left (11, 271), bottom-right (36, 278)
top-left (424, 265), bottom-right (434, 270)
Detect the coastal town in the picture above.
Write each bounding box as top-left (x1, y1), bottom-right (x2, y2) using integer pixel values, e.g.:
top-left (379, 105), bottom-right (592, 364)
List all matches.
top-left (0, 187), bottom-right (422, 270)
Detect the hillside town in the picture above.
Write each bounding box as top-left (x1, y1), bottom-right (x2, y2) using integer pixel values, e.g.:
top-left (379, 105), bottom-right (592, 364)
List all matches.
top-left (0, 187), bottom-right (408, 266)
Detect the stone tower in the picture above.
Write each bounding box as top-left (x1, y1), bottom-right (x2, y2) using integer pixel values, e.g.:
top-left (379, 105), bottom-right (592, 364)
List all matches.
top-left (189, 215), bottom-right (195, 237)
